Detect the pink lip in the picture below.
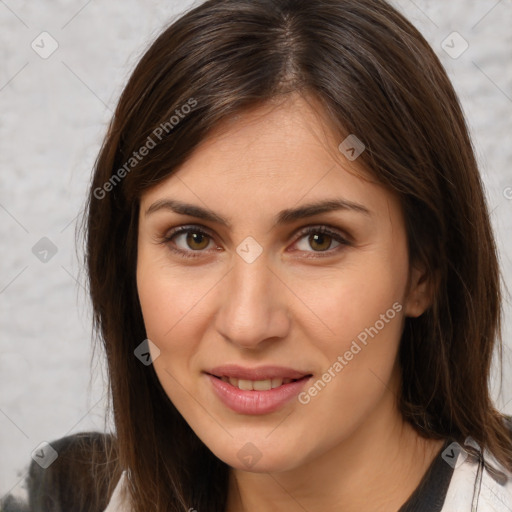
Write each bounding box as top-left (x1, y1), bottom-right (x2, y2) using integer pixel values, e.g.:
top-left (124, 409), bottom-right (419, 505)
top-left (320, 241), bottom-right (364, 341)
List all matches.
top-left (204, 365), bottom-right (312, 415)
top-left (206, 364), bottom-right (310, 381)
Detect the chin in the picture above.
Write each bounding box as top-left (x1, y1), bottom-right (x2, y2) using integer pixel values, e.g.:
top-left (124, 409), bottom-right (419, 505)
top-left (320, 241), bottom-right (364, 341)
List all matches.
top-left (205, 435), bottom-right (307, 473)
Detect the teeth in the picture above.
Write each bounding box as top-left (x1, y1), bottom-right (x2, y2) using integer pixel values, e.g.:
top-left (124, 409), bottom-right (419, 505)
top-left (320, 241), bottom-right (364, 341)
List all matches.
top-left (237, 379), bottom-right (254, 391)
top-left (253, 379), bottom-right (272, 391)
top-left (222, 377), bottom-right (296, 390)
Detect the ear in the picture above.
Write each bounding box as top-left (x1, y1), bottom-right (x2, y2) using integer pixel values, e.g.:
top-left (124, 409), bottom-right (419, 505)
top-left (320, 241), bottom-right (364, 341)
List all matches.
top-left (404, 262), bottom-right (437, 318)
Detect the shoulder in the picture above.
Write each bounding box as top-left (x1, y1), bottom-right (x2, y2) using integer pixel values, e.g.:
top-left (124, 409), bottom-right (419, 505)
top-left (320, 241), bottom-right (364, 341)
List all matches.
top-left (27, 431), bottom-right (121, 512)
top-left (441, 416), bottom-right (512, 511)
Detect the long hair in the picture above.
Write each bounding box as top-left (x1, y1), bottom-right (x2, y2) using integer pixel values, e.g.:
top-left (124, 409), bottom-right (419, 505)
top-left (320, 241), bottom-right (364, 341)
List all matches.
top-left (83, 0), bottom-right (512, 510)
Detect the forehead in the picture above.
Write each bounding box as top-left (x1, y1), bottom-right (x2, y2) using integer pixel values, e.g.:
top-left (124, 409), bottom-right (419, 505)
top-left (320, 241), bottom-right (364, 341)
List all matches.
top-left (139, 94), bottom-right (398, 225)
top-left (178, 94), bottom-right (354, 179)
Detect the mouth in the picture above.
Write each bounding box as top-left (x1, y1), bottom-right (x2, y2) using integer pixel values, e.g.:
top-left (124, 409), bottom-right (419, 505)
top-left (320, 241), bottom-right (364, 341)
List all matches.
top-left (204, 365), bottom-right (313, 414)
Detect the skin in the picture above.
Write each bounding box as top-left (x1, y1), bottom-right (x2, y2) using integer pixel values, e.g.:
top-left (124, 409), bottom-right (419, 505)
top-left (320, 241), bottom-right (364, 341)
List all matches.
top-left (136, 92), bottom-right (444, 512)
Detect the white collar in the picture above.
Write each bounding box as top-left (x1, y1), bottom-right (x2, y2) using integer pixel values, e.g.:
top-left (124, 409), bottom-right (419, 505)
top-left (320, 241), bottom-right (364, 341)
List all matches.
top-left (441, 439), bottom-right (512, 511)
top-left (104, 443), bottom-right (512, 512)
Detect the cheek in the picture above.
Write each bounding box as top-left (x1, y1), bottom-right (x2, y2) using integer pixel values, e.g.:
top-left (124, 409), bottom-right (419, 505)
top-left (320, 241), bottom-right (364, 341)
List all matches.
top-left (136, 264), bottom-right (205, 411)
top-left (293, 250), bottom-right (408, 421)
top-left (136, 256), bottom-right (220, 370)
top-left (297, 258), bottom-right (406, 349)
top-left (295, 276), bottom-right (405, 438)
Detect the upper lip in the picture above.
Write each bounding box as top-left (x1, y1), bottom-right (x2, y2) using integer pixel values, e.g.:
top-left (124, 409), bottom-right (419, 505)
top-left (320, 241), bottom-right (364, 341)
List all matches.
top-left (205, 365), bottom-right (311, 381)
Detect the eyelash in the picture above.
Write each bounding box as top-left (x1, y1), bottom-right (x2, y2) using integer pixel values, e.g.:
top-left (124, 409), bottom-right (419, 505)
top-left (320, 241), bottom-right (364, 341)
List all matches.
top-left (158, 224), bottom-right (352, 260)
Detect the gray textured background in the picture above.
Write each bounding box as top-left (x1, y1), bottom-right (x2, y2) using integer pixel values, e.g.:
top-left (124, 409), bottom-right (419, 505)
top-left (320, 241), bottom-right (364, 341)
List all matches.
top-left (1, 0), bottom-right (511, 500)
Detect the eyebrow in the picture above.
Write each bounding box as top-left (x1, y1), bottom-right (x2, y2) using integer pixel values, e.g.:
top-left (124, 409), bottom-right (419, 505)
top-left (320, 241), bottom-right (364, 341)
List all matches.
top-left (144, 198), bottom-right (371, 227)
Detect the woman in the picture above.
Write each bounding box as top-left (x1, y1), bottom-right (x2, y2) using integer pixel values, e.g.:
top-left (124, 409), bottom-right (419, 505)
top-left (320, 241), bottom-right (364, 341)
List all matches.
top-left (83, 0), bottom-right (512, 510)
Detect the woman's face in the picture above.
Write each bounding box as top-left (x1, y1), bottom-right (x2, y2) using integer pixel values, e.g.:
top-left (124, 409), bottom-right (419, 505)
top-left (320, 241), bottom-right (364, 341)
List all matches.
top-left (136, 94), bottom-right (430, 472)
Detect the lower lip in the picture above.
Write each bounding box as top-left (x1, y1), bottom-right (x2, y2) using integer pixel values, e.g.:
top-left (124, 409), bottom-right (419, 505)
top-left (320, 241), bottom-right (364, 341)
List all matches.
top-left (205, 373), bottom-right (311, 415)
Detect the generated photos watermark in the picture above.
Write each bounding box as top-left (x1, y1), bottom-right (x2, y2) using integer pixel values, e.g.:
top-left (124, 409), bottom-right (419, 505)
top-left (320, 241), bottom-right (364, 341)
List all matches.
top-left (94, 97), bottom-right (198, 200)
top-left (298, 301), bottom-right (403, 404)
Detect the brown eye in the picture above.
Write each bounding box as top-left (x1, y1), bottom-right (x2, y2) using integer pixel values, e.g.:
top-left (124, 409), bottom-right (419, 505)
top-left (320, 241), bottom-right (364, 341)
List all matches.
top-left (162, 226), bottom-right (215, 258)
top-left (294, 226), bottom-right (349, 254)
top-left (184, 232), bottom-right (210, 250)
top-left (308, 233), bottom-right (334, 252)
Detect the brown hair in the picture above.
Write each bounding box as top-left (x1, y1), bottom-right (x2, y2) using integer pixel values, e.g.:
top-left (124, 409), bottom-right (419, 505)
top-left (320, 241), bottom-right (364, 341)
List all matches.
top-left (83, 0), bottom-right (512, 510)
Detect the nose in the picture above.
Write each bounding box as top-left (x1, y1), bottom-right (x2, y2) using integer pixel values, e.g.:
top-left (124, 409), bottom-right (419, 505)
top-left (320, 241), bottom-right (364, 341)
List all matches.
top-left (214, 250), bottom-right (291, 350)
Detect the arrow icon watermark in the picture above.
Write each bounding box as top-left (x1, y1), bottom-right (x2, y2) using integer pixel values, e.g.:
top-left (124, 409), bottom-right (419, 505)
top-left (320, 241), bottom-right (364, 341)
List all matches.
top-left (236, 236), bottom-right (263, 264)
top-left (237, 442), bottom-right (262, 468)
top-left (31, 441), bottom-right (58, 469)
top-left (134, 339), bottom-right (161, 366)
top-left (32, 237), bottom-right (58, 263)
top-left (338, 134), bottom-right (366, 161)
